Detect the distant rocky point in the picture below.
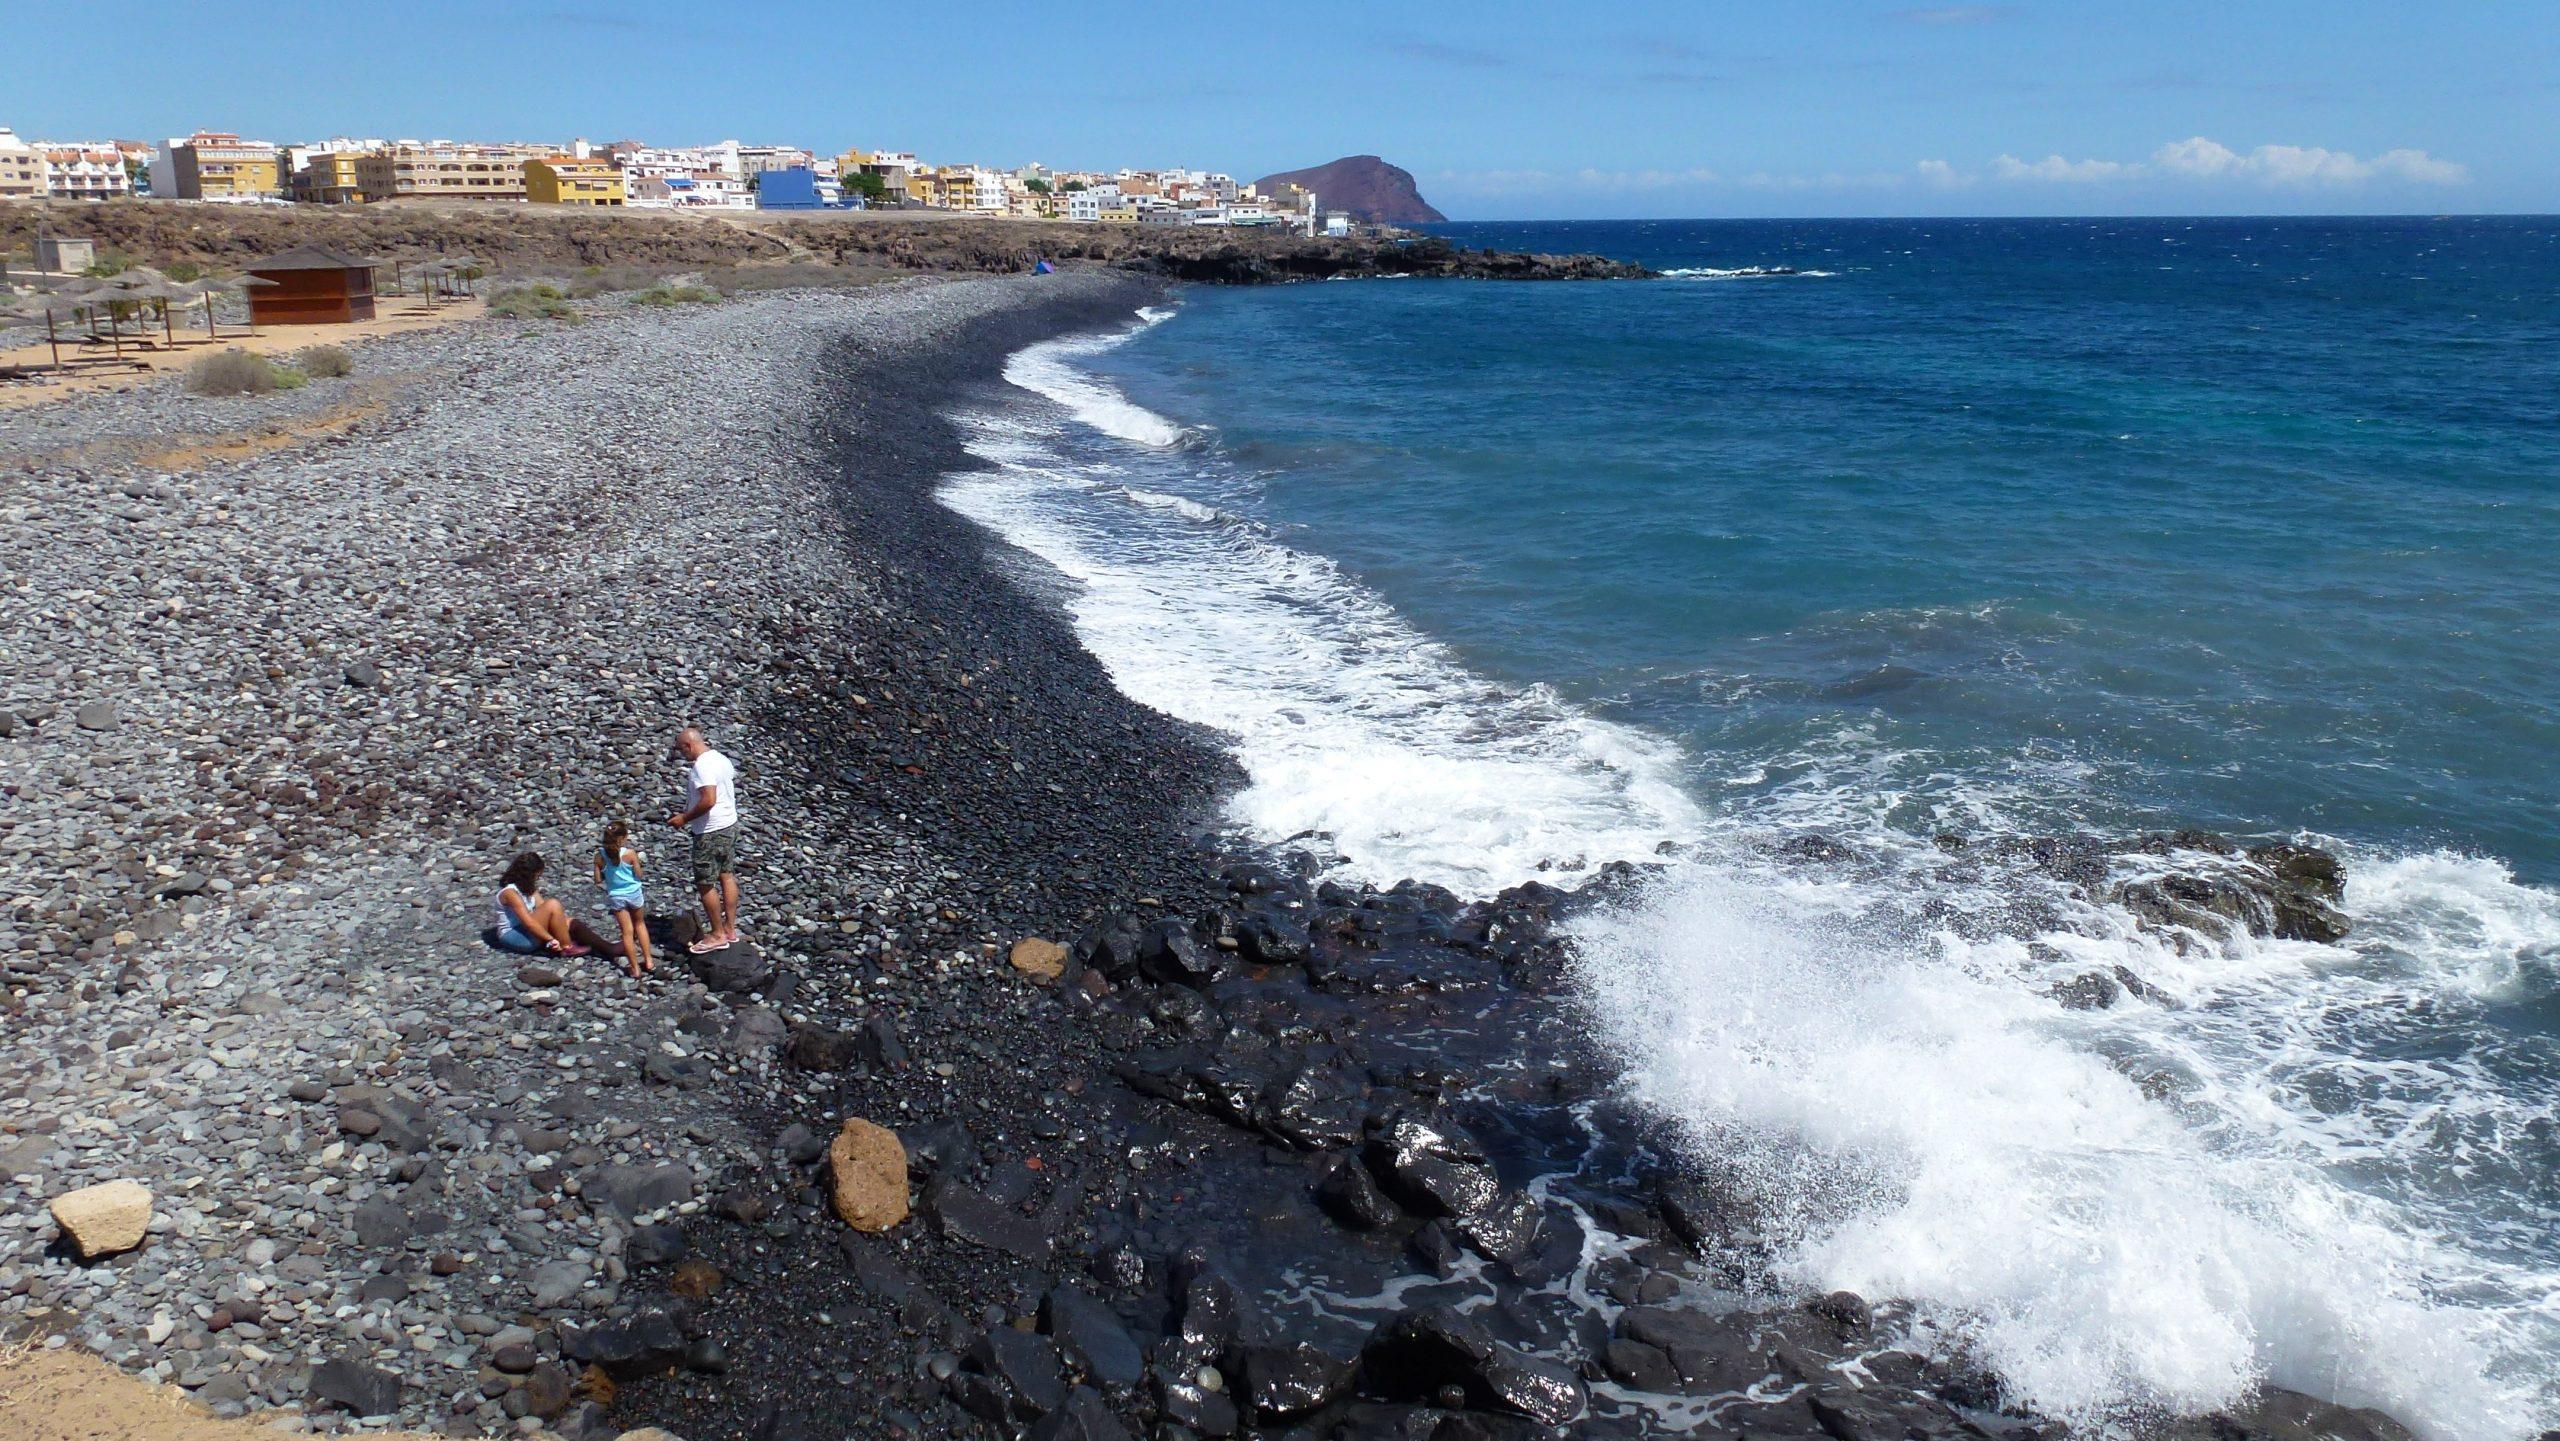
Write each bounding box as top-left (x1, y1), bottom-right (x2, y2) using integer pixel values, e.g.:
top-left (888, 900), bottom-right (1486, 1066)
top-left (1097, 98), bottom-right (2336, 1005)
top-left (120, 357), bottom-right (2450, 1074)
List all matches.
top-left (1252, 155), bottom-right (1448, 226)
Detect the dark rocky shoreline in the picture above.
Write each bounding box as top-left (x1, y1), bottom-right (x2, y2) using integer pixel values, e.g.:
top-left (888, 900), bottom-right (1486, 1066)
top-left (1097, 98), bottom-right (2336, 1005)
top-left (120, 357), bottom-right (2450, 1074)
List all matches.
top-left (587, 288), bottom-right (2415, 1441)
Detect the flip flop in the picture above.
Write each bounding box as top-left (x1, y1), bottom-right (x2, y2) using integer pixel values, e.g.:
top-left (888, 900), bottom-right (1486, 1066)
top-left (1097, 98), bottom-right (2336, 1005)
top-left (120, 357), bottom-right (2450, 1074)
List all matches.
top-left (559, 942), bottom-right (591, 957)
top-left (686, 936), bottom-right (725, 954)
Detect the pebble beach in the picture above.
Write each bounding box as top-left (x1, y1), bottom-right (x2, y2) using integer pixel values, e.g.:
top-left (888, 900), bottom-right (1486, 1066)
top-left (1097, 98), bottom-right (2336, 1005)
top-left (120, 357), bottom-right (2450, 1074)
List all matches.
top-left (0, 270), bottom-right (1235, 1435)
top-left (0, 262), bottom-right (2428, 1441)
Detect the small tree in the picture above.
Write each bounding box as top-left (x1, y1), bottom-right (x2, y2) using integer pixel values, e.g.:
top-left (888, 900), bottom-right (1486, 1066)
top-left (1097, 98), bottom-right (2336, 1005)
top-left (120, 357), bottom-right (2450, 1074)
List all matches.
top-left (843, 172), bottom-right (887, 202)
top-left (1061, 179), bottom-right (1087, 192)
top-left (1024, 177), bottom-right (1051, 194)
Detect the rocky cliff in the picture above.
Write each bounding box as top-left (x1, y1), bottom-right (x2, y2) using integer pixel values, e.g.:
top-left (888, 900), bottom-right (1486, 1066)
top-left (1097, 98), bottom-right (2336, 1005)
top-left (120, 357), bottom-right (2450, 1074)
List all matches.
top-left (1252, 155), bottom-right (1448, 225)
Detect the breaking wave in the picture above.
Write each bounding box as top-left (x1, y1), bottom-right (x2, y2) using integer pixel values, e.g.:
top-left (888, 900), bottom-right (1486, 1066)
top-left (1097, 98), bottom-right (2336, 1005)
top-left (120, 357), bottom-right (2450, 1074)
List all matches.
top-left (940, 306), bottom-right (2560, 1441)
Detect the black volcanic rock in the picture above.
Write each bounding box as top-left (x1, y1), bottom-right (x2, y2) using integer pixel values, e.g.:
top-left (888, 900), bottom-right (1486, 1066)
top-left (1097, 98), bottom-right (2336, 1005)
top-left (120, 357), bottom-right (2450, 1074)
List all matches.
top-left (1253, 155), bottom-right (1448, 224)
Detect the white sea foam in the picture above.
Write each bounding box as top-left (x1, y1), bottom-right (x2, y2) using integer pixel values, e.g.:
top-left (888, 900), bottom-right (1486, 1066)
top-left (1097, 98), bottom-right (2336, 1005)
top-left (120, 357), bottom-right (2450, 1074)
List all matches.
top-left (999, 313), bottom-right (1187, 447)
top-left (942, 311), bottom-right (2560, 1440)
top-left (1572, 859), bottom-right (2556, 1439)
top-left (1661, 266), bottom-right (1839, 279)
top-left (945, 329), bottom-right (1702, 894)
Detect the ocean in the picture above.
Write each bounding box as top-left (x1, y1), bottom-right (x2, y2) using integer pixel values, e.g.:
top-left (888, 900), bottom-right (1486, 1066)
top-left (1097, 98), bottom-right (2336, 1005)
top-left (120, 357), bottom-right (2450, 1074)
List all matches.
top-left (937, 217), bottom-right (2560, 1439)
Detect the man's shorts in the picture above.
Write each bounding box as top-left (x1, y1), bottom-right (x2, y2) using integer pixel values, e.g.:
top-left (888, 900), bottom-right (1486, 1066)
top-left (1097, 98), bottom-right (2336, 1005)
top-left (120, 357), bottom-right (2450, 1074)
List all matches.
top-left (690, 826), bottom-right (738, 888)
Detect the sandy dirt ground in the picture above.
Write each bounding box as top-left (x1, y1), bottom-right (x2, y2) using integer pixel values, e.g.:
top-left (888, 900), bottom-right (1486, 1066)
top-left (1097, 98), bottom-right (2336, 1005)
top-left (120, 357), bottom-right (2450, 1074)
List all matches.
top-left (0, 294), bottom-right (485, 411)
top-left (0, 1346), bottom-right (436, 1441)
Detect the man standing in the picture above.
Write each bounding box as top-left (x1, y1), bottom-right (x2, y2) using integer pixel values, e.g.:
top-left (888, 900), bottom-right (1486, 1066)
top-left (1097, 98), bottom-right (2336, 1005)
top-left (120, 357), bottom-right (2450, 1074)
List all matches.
top-left (667, 727), bottom-right (741, 954)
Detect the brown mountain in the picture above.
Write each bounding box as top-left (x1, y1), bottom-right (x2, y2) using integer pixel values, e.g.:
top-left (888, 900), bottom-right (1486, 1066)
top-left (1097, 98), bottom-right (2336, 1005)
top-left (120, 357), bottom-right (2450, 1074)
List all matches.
top-left (1252, 156), bottom-right (1446, 225)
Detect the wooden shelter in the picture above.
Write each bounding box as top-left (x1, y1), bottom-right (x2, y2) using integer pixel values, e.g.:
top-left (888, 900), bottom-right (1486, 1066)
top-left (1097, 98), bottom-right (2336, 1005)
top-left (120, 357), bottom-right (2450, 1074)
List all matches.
top-left (244, 244), bottom-right (381, 325)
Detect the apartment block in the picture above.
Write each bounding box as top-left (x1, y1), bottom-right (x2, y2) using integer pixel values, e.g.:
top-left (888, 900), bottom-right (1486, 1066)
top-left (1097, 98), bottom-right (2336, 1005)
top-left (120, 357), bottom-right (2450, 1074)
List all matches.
top-left (165, 132), bottom-right (284, 199)
top-left (356, 143), bottom-right (549, 201)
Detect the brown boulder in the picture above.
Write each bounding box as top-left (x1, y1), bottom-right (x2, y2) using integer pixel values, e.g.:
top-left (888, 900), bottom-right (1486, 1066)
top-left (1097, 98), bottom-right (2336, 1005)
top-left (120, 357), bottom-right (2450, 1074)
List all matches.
top-left (1009, 937), bottom-right (1068, 981)
top-left (49, 1180), bottom-right (152, 1259)
top-left (827, 1118), bottom-right (910, 1232)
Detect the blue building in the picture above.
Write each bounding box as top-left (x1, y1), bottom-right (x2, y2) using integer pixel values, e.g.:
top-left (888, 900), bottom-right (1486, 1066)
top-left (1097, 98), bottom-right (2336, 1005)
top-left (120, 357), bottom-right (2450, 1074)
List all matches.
top-left (755, 166), bottom-right (854, 211)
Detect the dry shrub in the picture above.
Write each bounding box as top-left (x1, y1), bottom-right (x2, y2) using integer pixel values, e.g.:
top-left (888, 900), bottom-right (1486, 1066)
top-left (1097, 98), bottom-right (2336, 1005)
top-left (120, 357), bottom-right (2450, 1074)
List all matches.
top-left (296, 344), bottom-right (354, 378)
top-left (183, 348), bottom-right (283, 397)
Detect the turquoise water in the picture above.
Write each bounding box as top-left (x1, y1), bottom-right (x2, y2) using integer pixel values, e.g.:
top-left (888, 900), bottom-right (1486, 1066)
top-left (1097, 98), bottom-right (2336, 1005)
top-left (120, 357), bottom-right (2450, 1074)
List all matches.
top-left (939, 218), bottom-right (2560, 1439)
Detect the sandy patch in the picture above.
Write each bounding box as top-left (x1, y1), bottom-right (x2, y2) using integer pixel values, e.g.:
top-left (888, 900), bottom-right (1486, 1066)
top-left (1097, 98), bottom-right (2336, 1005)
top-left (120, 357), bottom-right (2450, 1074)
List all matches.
top-left (0, 1344), bottom-right (437, 1441)
top-left (0, 296), bottom-right (483, 411)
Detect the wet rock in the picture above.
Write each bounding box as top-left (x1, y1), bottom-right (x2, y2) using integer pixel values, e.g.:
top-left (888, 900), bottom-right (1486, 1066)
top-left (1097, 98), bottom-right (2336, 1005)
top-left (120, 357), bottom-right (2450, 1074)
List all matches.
top-left (827, 1118), bottom-right (910, 1232)
top-left (1450, 1191), bottom-right (1543, 1268)
top-left (2051, 971), bottom-right (2124, 1010)
top-left (1315, 1155), bottom-right (1400, 1231)
top-left (1359, 1305), bottom-right (1586, 1427)
top-left (1600, 1337), bottom-right (1679, 1392)
top-left (1157, 1369), bottom-right (1242, 1437)
top-left (1616, 1306), bottom-right (1764, 1392)
top-left (1237, 1342), bottom-right (1352, 1421)
top-left (1805, 1290), bottom-right (1872, 1338)
top-left (1042, 1285), bottom-right (1146, 1389)
top-left (926, 1174), bottom-right (1050, 1260)
top-left (1363, 1111), bottom-right (1500, 1219)
top-left (2211, 1388), bottom-right (2415, 1441)
top-left (48, 1179), bottom-right (152, 1259)
top-left (307, 1357), bottom-right (402, 1417)
top-left (955, 1326), bottom-right (1067, 1425)
top-left (1139, 917), bottom-right (1228, 988)
top-left (1161, 1247), bottom-right (1252, 1373)
top-left (1028, 1387), bottom-right (1138, 1441)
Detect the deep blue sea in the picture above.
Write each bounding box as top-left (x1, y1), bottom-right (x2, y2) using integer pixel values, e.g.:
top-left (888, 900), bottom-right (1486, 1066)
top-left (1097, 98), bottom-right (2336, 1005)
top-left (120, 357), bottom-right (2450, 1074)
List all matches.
top-left (939, 218), bottom-right (2560, 1439)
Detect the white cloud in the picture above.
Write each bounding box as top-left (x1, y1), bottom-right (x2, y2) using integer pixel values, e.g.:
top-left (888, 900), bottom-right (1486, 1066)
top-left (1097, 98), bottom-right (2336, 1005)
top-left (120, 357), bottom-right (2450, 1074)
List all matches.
top-left (1940, 136), bottom-right (2468, 188)
top-left (1991, 153), bottom-right (2129, 182)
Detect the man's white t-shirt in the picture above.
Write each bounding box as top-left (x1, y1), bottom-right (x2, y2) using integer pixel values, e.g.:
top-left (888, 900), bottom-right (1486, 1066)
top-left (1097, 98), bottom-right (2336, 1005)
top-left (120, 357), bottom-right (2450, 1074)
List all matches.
top-left (686, 749), bottom-right (738, 835)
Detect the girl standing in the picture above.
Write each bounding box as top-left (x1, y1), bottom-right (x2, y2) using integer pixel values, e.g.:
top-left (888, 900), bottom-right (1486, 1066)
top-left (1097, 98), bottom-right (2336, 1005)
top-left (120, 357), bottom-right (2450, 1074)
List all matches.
top-left (594, 820), bottom-right (653, 978)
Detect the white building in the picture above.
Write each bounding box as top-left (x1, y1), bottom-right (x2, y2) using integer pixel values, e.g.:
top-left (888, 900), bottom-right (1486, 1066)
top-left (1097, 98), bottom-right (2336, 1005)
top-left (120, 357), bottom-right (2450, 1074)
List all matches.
top-left (40, 148), bottom-right (128, 199)
top-left (1324, 210), bottom-right (1352, 238)
top-left (618, 140), bottom-right (744, 180)
top-left (1062, 189), bottom-right (1103, 222)
top-left (736, 143), bottom-right (813, 178)
top-left (626, 171), bottom-right (753, 210)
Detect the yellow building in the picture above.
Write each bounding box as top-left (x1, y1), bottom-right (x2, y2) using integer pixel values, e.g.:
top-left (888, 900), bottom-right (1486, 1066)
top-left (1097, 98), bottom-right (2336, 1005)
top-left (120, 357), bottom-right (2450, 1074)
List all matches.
top-left (1098, 203), bottom-right (1142, 224)
top-left (170, 133), bottom-right (283, 199)
top-left (523, 157), bottom-right (624, 206)
top-left (292, 151), bottom-right (370, 204)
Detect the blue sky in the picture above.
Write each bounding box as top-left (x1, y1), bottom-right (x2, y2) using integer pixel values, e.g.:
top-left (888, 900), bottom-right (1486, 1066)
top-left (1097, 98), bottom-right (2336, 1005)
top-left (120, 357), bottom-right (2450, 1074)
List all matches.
top-left (21, 1), bottom-right (2555, 218)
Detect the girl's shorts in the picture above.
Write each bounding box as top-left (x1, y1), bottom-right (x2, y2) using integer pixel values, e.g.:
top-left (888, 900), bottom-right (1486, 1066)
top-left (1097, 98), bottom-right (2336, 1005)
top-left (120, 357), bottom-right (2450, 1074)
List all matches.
top-left (607, 888), bottom-right (646, 912)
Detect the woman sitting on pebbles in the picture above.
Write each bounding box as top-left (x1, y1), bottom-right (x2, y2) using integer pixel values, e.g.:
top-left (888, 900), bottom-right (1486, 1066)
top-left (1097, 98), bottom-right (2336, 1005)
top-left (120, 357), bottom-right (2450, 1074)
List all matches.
top-left (487, 852), bottom-right (621, 960)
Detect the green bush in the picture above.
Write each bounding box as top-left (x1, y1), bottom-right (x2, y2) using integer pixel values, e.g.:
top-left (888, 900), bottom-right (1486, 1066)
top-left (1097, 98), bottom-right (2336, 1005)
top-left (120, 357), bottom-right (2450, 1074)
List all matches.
top-left (296, 344), bottom-right (354, 378)
top-left (183, 348), bottom-right (289, 397)
top-left (633, 281), bottom-right (719, 307)
top-left (272, 365), bottom-right (310, 390)
top-left (486, 283), bottom-right (579, 322)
